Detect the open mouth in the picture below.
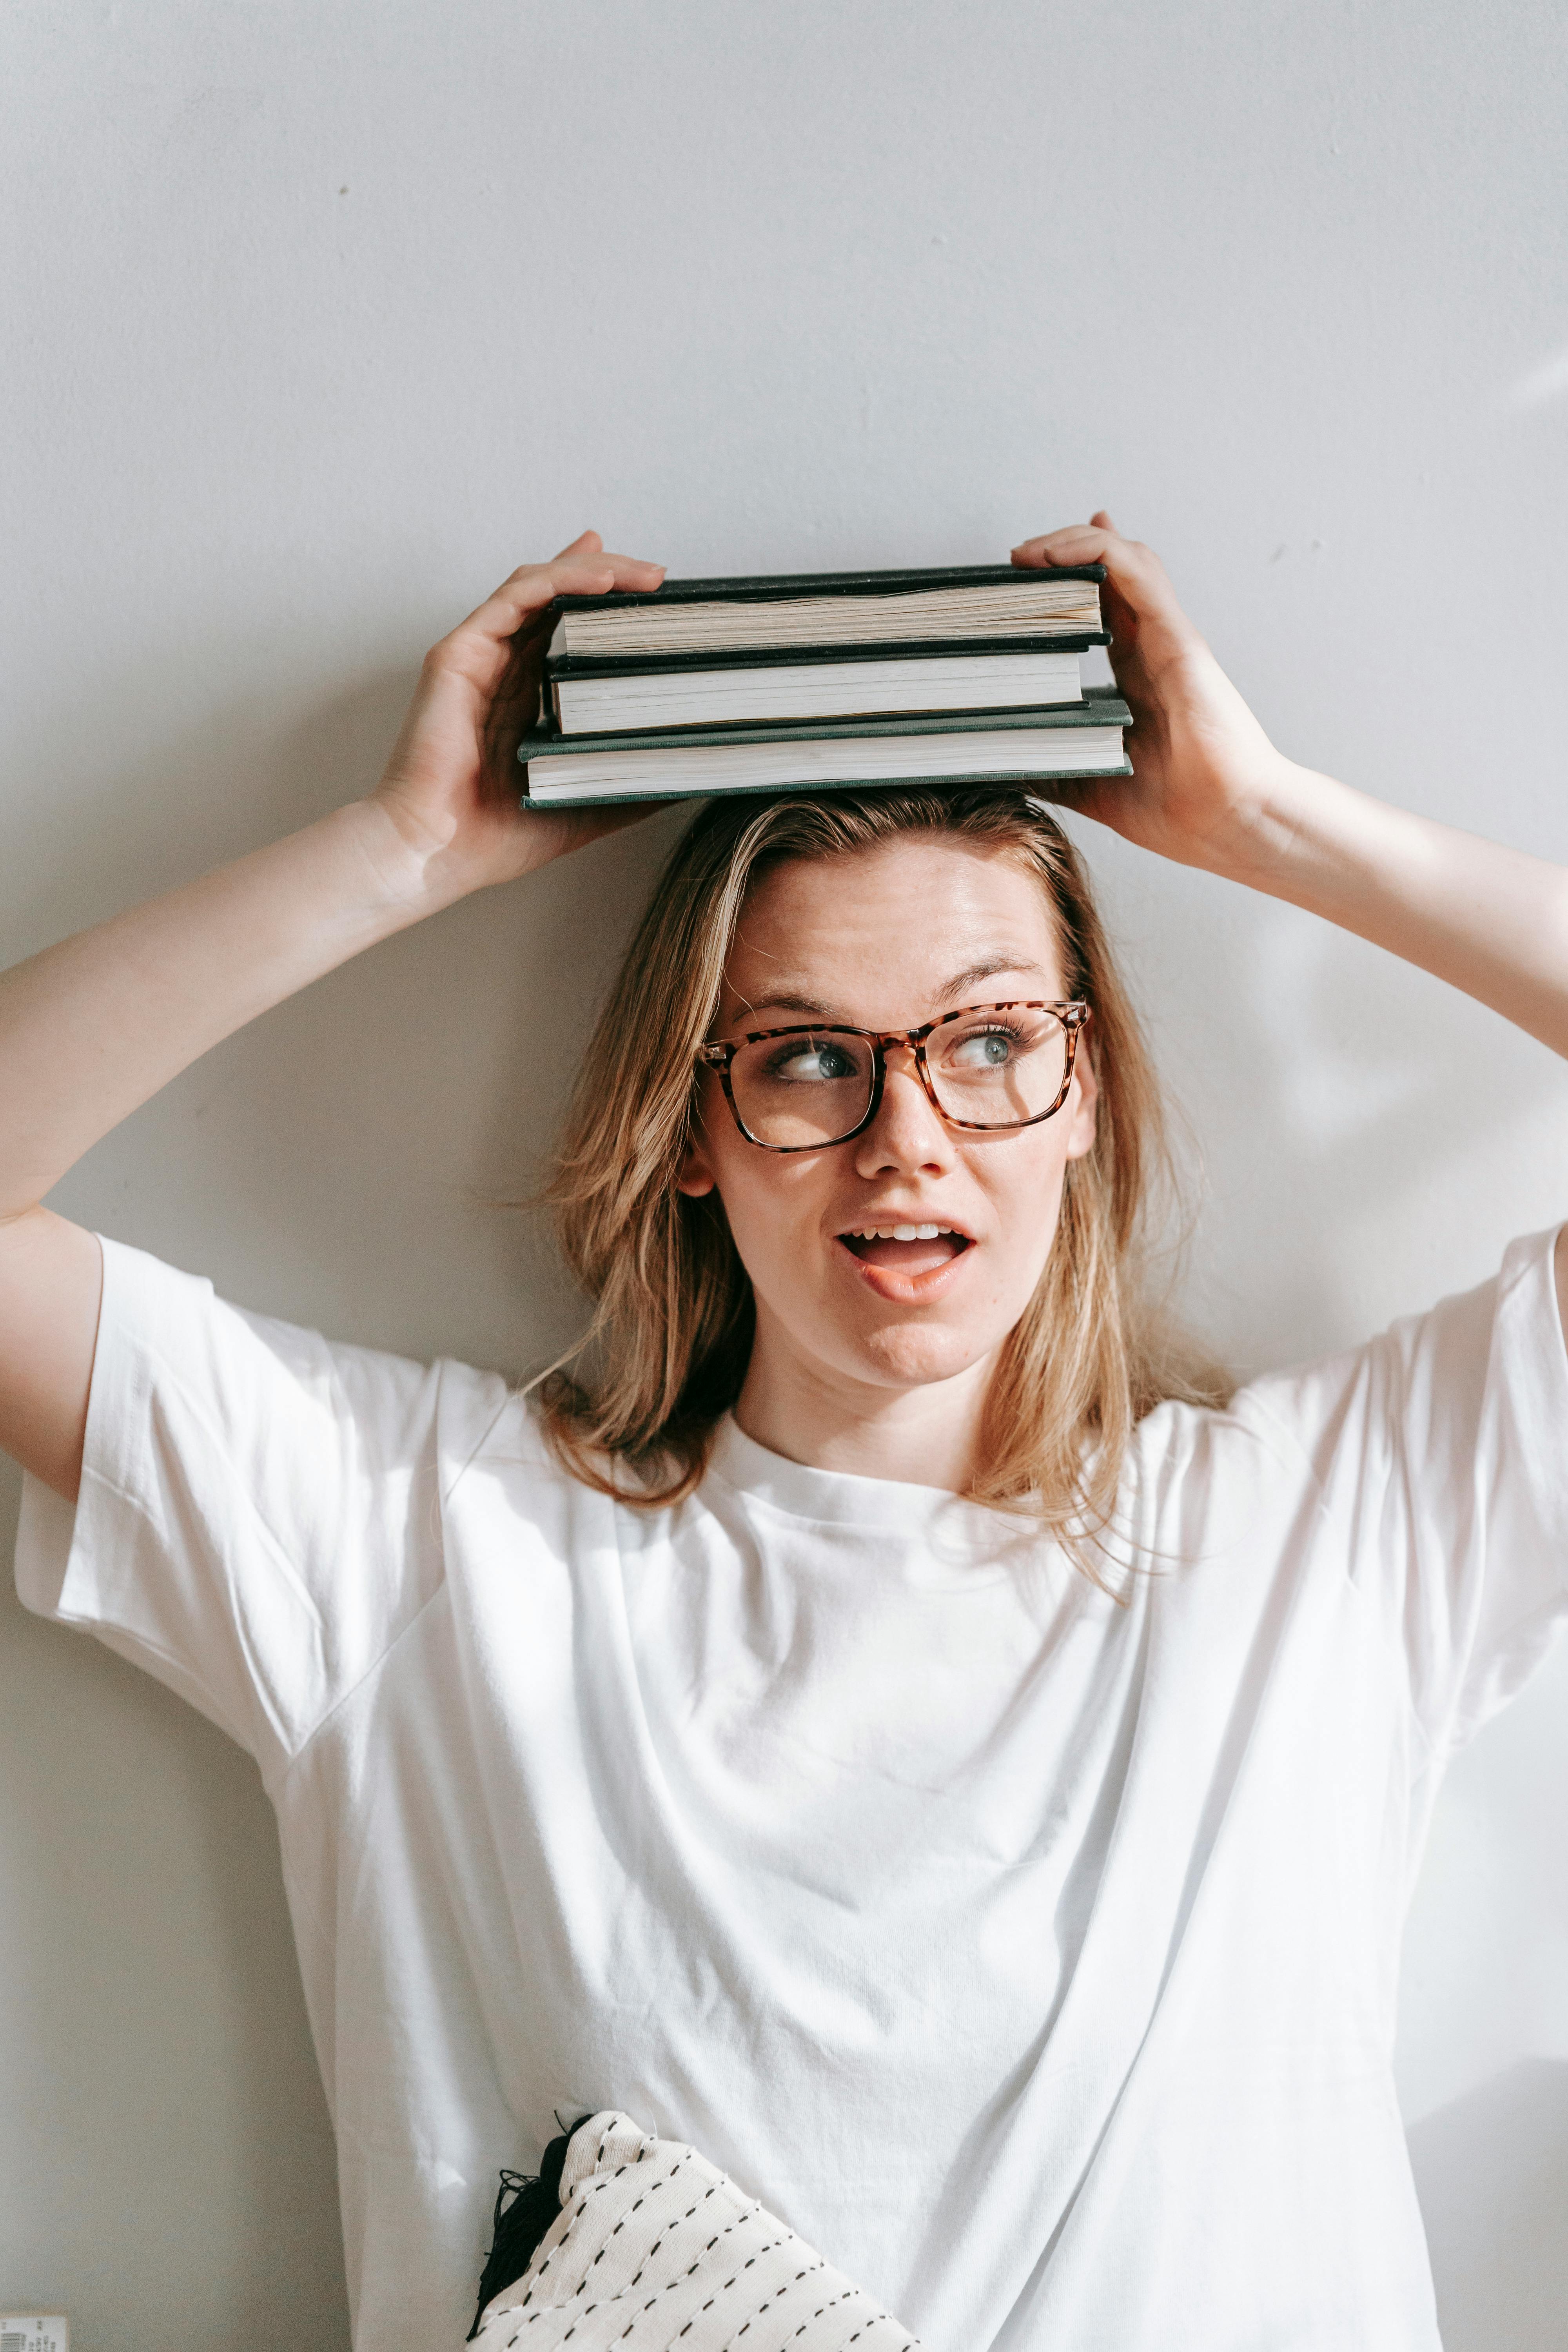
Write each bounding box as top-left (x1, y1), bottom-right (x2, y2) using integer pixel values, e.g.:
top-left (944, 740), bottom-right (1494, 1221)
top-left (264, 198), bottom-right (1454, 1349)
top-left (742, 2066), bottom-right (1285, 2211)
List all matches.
top-left (838, 1222), bottom-right (974, 1276)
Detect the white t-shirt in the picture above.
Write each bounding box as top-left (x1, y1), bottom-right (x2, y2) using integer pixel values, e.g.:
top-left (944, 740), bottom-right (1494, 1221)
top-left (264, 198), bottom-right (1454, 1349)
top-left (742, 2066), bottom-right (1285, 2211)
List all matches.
top-left (15, 1231), bottom-right (1568, 2352)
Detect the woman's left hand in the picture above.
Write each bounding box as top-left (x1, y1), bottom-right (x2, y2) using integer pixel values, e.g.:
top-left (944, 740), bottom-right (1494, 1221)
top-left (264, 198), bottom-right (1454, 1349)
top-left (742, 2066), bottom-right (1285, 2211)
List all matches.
top-left (1017, 515), bottom-right (1568, 1073)
top-left (1011, 513), bottom-right (1294, 881)
top-left (1020, 513), bottom-right (1568, 1331)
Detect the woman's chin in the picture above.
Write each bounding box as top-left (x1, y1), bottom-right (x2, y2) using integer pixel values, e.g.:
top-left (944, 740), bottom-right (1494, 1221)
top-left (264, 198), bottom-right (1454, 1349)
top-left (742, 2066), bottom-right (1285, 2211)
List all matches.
top-left (748, 1274), bottom-right (1018, 1400)
top-left (850, 1320), bottom-right (1000, 1392)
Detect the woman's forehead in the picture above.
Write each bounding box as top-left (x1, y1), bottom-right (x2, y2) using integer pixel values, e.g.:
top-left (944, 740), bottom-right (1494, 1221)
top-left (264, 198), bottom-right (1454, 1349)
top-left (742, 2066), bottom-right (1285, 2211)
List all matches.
top-left (724, 835), bottom-right (1066, 1018)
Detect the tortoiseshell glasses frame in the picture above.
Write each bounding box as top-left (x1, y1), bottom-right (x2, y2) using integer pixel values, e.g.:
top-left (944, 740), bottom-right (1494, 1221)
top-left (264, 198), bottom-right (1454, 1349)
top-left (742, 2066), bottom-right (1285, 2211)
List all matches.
top-left (695, 999), bottom-right (1091, 1153)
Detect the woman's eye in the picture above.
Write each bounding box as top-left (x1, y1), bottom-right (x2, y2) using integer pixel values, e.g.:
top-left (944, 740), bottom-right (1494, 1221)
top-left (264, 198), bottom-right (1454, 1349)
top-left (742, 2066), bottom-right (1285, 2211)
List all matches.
top-left (771, 1044), bottom-right (856, 1083)
top-left (949, 1029), bottom-right (1016, 1070)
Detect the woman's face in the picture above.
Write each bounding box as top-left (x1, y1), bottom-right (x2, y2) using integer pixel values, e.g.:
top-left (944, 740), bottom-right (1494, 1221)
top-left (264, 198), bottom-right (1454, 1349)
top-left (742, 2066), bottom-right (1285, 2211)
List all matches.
top-left (679, 832), bottom-right (1099, 1413)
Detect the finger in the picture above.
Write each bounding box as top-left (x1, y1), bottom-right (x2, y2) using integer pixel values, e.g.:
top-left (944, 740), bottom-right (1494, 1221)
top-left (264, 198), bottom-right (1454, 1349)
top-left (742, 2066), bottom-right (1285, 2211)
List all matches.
top-left (557, 800), bottom-right (664, 852)
top-left (1089, 509), bottom-right (1118, 533)
top-left (1013, 523), bottom-right (1187, 635)
top-left (1011, 521), bottom-right (1120, 567)
top-left (552, 529), bottom-right (604, 559)
top-left (589, 549), bottom-right (670, 581)
top-left (519, 549), bottom-right (666, 600)
top-left (520, 799), bottom-right (667, 858)
top-left (446, 551), bottom-right (667, 659)
top-left (1025, 776), bottom-right (1126, 836)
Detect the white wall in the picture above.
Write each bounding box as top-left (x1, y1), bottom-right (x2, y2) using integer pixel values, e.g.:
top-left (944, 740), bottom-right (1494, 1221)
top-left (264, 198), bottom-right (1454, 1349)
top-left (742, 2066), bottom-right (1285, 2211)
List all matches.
top-left (4, 4), bottom-right (1567, 2343)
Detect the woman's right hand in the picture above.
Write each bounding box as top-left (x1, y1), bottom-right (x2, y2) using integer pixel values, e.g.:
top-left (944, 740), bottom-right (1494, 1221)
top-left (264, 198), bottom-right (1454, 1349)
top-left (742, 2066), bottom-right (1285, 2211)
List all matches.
top-left (0, 531), bottom-right (666, 1499)
top-left (369, 530), bottom-right (667, 905)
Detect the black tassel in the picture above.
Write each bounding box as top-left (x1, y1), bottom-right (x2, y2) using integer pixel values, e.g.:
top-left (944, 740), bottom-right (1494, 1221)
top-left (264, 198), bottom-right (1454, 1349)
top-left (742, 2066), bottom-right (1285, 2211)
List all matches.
top-left (468, 2113), bottom-right (596, 2340)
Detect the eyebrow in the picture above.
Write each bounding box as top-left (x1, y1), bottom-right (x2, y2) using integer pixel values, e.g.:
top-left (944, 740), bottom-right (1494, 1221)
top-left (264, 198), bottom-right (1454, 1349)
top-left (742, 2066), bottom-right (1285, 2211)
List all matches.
top-left (735, 954), bottom-right (1050, 1024)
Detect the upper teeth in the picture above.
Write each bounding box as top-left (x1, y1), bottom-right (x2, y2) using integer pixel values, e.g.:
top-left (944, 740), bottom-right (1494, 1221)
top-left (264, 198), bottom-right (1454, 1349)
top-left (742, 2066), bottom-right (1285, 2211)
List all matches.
top-left (851, 1224), bottom-right (945, 1241)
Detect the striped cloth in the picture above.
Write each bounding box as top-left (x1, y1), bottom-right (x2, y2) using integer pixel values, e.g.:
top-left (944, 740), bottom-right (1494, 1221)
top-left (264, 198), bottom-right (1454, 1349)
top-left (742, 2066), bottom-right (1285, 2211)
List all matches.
top-left (470, 2113), bottom-right (922, 2352)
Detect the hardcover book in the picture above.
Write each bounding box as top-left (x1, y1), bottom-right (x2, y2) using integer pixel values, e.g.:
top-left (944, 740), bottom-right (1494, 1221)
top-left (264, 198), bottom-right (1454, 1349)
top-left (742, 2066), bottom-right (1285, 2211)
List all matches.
top-left (547, 648), bottom-right (1086, 735)
top-left (548, 562), bottom-right (1107, 658)
top-left (518, 693), bottom-right (1132, 807)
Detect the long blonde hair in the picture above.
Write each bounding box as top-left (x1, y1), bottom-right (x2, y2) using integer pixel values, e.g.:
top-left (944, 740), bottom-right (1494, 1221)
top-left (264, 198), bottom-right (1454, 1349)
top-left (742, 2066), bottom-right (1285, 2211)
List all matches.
top-left (537, 786), bottom-right (1224, 1565)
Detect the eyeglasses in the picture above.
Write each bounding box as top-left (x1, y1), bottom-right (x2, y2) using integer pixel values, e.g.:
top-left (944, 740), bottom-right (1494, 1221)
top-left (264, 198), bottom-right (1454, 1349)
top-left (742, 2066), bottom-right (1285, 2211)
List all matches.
top-left (695, 1000), bottom-right (1090, 1153)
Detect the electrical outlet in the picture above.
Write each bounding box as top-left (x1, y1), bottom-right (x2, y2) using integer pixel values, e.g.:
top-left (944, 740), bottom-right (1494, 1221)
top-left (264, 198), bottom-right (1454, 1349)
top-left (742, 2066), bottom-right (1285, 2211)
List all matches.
top-left (0, 2322), bottom-right (69, 2352)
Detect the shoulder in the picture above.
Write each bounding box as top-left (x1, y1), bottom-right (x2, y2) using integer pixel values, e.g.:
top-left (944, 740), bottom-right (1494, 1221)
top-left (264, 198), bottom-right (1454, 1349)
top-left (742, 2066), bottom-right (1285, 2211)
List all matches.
top-left (434, 1371), bottom-right (652, 1551)
top-left (1118, 1340), bottom-right (1396, 1580)
top-left (1123, 1225), bottom-right (1567, 1554)
top-left (436, 1360), bottom-right (550, 1485)
top-left (1129, 1379), bottom-right (1316, 1506)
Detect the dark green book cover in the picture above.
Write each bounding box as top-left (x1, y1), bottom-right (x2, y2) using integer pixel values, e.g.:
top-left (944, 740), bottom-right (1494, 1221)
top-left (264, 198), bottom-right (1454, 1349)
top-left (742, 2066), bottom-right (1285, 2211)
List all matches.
top-left (522, 691), bottom-right (1129, 762)
top-left (521, 760), bottom-right (1134, 811)
top-left (518, 693), bottom-right (1132, 808)
top-left (549, 560), bottom-right (1107, 620)
top-left (546, 634), bottom-right (1108, 679)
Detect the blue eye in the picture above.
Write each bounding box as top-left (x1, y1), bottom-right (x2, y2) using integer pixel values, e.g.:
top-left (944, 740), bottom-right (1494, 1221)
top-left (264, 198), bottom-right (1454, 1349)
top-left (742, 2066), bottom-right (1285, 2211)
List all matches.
top-left (949, 1028), bottom-right (1017, 1070)
top-left (769, 1043), bottom-right (860, 1083)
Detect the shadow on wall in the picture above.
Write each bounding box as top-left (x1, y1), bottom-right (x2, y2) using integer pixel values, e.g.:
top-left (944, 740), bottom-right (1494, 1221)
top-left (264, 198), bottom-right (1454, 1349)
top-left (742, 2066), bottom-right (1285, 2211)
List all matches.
top-left (0, 1460), bottom-right (352, 2350)
top-left (1408, 2060), bottom-right (1568, 2352)
top-left (32, 656), bottom-right (693, 1377)
top-left (0, 656), bottom-right (684, 2346)
top-left (1069, 827), bottom-right (1568, 1384)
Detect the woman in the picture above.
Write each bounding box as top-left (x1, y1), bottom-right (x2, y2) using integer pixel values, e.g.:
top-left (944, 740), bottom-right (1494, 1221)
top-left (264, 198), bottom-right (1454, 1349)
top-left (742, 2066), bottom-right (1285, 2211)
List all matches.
top-left (3, 519), bottom-right (1565, 2352)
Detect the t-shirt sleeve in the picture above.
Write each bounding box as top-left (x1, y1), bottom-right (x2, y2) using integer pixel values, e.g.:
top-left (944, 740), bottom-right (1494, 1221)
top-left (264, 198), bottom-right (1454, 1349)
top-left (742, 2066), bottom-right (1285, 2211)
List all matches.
top-left (1234, 1225), bottom-right (1568, 1753)
top-left (13, 1237), bottom-right (507, 1781)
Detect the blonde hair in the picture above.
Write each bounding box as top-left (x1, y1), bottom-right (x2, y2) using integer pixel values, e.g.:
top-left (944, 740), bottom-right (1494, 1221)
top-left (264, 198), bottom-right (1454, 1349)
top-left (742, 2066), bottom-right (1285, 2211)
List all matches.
top-left (537, 786), bottom-right (1225, 1569)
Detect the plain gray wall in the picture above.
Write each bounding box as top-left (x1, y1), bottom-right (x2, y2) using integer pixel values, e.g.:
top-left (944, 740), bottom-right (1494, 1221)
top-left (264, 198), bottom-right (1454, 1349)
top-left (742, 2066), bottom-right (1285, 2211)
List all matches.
top-left (4, 4), bottom-right (1568, 2344)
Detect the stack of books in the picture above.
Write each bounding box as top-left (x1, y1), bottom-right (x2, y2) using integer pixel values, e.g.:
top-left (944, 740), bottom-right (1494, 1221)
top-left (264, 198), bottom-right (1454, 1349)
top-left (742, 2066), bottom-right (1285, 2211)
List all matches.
top-left (517, 563), bottom-right (1131, 807)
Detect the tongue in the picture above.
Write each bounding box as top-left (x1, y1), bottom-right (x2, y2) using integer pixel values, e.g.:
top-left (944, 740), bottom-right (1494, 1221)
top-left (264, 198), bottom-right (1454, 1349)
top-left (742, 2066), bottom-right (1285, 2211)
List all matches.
top-left (845, 1234), bottom-right (963, 1274)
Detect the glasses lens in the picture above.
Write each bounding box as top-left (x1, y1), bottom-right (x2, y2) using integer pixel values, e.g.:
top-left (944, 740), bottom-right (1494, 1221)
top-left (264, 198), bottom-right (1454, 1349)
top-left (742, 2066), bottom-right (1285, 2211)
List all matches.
top-left (925, 1006), bottom-right (1070, 1127)
top-left (728, 1030), bottom-right (876, 1148)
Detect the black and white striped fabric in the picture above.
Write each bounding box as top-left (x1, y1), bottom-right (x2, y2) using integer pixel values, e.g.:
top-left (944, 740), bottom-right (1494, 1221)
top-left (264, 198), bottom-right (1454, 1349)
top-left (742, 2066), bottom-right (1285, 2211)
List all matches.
top-left (470, 2114), bottom-right (922, 2352)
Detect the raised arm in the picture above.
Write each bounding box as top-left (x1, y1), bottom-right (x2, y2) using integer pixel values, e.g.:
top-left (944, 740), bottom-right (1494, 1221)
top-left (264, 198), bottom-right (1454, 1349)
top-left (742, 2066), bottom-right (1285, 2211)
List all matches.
top-left (1014, 514), bottom-right (1568, 1319)
top-left (0, 533), bottom-right (664, 1500)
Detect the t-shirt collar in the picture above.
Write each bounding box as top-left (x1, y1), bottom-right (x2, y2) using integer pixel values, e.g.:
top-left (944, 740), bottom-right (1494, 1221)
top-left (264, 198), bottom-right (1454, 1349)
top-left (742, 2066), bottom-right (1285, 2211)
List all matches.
top-left (705, 1410), bottom-right (1040, 1553)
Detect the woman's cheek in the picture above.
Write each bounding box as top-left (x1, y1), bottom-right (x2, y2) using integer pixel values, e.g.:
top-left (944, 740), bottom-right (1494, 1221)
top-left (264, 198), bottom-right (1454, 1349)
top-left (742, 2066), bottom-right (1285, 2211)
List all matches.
top-left (715, 1175), bottom-right (802, 1293)
top-left (989, 1154), bottom-right (1070, 1291)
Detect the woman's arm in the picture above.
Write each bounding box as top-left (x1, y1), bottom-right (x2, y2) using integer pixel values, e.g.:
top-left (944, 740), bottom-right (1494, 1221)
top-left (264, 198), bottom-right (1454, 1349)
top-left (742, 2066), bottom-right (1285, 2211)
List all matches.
top-left (0, 532), bottom-right (664, 1500)
top-left (1014, 516), bottom-right (1568, 1318)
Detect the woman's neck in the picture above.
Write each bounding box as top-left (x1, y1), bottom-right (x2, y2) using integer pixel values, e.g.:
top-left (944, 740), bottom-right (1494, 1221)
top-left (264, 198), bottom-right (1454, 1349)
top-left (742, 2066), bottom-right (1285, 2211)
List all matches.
top-left (732, 1323), bottom-right (996, 1492)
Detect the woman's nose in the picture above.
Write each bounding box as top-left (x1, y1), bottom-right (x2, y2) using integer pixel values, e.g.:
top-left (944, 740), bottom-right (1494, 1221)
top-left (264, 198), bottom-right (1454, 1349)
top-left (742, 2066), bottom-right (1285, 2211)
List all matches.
top-left (853, 1047), bottom-right (956, 1177)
